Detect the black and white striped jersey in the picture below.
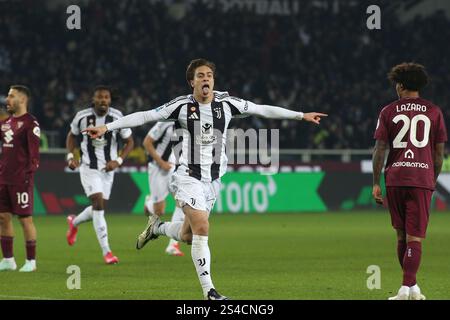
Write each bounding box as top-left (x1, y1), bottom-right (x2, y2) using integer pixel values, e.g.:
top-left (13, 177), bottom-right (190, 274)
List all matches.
top-left (106, 90), bottom-right (303, 182)
top-left (70, 107), bottom-right (132, 170)
top-left (146, 122), bottom-right (176, 165)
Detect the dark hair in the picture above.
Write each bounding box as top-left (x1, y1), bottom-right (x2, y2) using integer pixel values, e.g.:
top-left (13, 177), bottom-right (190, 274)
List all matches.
top-left (10, 85), bottom-right (31, 99)
top-left (388, 63), bottom-right (429, 91)
top-left (186, 58), bottom-right (216, 86)
top-left (93, 85), bottom-right (112, 96)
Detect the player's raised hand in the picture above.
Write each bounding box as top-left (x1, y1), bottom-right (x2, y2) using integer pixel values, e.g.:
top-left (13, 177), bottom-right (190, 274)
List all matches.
top-left (303, 112), bottom-right (328, 125)
top-left (83, 125), bottom-right (107, 139)
top-left (372, 184), bottom-right (383, 205)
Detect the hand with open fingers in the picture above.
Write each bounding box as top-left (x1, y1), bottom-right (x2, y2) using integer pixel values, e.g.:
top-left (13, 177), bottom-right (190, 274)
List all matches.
top-left (303, 112), bottom-right (328, 125)
top-left (82, 125), bottom-right (107, 139)
top-left (372, 184), bottom-right (383, 205)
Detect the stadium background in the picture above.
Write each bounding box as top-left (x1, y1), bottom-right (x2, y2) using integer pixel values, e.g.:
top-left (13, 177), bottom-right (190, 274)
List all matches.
top-left (1, 0), bottom-right (450, 300)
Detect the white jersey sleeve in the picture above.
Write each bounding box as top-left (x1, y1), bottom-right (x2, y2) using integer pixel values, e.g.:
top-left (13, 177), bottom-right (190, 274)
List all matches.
top-left (105, 98), bottom-right (183, 132)
top-left (147, 122), bottom-right (168, 140)
top-left (70, 109), bottom-right (91, 135)
top-left (110, 108), bottom-right (133, 139)
top-left (119, 127), bottom-right (133, 139)
top-left (225, 96), bottom-right (304, 120)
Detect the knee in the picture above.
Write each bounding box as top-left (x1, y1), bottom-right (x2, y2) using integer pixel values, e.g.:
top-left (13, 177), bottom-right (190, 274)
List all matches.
top-left (194, 221), bottom-right (209, 236)
top-left (19, 217), bottom-right (33, 227)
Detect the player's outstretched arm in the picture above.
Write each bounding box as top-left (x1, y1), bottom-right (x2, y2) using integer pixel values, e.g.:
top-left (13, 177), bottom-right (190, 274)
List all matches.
top-left (372, 139), bottom-right (388, 205)
top-left (241, 101), bottom-right (327, 124)
top-left (83, 109), bottom-right (165, 139)
top-left (302, 112), bottom-right (328, 125)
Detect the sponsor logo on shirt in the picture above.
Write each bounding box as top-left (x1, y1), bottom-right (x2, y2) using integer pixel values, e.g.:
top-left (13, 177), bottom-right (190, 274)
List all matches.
top-left (391, 161), bottom-right (429, 169)
top-left (196, 123), bottom-right (217, 145)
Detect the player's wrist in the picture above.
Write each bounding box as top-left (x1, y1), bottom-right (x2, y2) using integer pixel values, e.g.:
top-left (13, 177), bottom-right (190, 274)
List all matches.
top-left (297, 112), bottom-right (304, 120)
top-left (66, 152), bottom-right (74, 162)
top-left (116, 156), bottom-right (124, 166)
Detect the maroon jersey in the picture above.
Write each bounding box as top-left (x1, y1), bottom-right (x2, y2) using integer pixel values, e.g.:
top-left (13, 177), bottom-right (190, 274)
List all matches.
top-left (374, 97), bottom-right (447, 190)
top-left (0, 113), bottom-right (40, 185)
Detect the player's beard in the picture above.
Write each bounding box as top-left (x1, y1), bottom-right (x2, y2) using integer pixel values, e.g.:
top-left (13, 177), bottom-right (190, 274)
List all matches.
top-left (6, 102), bottom-right (18, 115)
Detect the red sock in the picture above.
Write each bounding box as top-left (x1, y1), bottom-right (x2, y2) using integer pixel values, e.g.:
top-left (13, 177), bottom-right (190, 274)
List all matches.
top-left (1, 236), bottom-right (14, 258)
top-left (397, 240), bottom-right (407, 268)
top-left (26, 240), bottom-right (36, 260)
top-left (402, 241), bottom-right (422, 287)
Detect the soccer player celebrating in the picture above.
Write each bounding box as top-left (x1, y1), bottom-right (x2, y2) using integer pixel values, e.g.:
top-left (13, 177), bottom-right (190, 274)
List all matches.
top-left (65, 86), bottom-right (134, 264)
top-left (0, 85), bottom-right (40, 272)
top-left (141, 122), bottom-right (185, 256)
top-left (373, 63), bottom-right (447, 300)
top-left (84, 59), bottom-right (327, 299)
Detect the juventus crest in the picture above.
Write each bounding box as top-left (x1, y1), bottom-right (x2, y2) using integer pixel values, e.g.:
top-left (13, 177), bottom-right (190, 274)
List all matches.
top-left (214, 107), bottom-right (222, 119)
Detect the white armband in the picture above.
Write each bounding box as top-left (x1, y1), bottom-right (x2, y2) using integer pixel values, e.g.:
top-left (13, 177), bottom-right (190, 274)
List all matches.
top-left (116, 157), bottom-right (124, 166)
top-left (66, 153), bottom-right (74, 161)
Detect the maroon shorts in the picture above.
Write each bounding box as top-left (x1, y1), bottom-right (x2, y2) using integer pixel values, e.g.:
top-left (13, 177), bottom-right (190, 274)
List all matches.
top-left (0, 183), bottom-right (34, 216)
top-left (386, 186), bottom-right (432, 238)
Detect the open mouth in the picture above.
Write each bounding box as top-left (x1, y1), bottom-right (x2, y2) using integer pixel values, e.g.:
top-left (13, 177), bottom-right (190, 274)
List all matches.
top-left (201, 84), bottom-right (210, 95)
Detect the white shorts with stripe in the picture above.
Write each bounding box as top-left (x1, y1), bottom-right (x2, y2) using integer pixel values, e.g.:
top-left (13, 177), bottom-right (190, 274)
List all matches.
top-left (169, 171), bottom-right (221, 213)
top-left (79, 165), bottom-right (115, 200)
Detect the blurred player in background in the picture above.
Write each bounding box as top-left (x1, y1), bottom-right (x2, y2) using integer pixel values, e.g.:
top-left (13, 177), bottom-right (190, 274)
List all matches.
top-left (0, 85), bottom-right (40, 272)
top-left (373, 63), bottom-right (447, 300)
top-left (65, 86), bottom-right (134, 264)
top-left (142, 122), bottom-right (185, 256)
top-left (84, 58), bottom-right (327, 300)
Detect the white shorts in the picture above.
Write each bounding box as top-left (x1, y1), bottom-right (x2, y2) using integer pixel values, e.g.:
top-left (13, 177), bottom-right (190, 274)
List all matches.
top-left (169, 172), bottom-right (221, 213)
top-left (148, 163), bottom-right (174, 203)
top-left (79, 165), bottom-right (115, 200)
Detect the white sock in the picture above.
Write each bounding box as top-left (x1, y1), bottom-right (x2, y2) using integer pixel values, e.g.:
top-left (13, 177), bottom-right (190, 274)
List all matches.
top-left (171, 206), bottom-right (185, 222)
top-left (155, 221), bottom-right (183, 241)
top-left (73, 206), bottom-right (93, 227)
top-left (92, 210), bottom-right (111, 255)
top-left (191, 235), bottom-right (214, 297)
top-left (145, 198), bottom-right (154, 214)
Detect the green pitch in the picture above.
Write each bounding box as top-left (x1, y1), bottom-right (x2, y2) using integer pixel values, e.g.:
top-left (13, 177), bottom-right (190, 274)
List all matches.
top-left (1, 211), bottom-right (450, 300)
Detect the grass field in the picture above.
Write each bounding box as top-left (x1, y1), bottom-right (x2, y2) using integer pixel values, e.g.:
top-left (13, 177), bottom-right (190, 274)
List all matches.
top-left (1, 211), bottom-right (450, 300)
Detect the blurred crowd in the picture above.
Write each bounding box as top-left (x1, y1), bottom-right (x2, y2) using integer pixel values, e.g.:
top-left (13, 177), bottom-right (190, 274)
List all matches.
top-left (0, 0), bottom-right (449, 150)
